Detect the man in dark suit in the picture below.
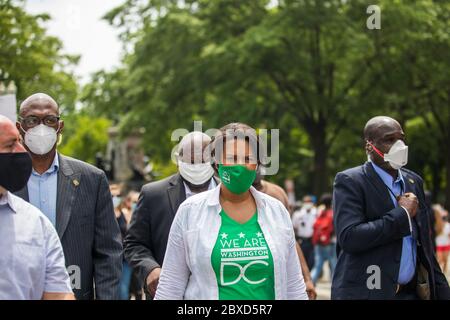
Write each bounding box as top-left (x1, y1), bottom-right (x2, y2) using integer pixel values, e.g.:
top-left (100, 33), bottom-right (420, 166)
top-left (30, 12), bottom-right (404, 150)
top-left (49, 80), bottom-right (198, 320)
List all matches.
top-left (124, 132), bottom-right (218, 298)
top-left (332, 116), bottom-right (450, 300)
top-left (15, 93), bottom-right (122, 300)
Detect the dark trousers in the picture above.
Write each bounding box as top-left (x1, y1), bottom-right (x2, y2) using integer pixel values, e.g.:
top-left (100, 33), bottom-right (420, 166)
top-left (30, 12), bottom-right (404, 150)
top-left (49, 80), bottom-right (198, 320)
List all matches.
top-left (298, 237), bottom-right (315, 271)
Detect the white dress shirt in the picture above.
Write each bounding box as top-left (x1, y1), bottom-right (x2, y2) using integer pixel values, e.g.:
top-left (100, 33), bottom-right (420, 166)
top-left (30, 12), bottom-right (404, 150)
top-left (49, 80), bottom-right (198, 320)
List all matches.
top-left (291, 205), bottom-right (317, 238)
top-left (0, 192), bottom-right (72, 299)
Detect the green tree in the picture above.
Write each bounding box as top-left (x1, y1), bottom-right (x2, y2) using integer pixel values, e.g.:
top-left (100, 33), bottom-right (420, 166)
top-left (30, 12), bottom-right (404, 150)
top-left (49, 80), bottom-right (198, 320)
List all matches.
top-left (89, 0), bottom-right (379, 196)
top-left (59, 113), bottom-right (111, 165)
top-left (84, 0), bottom-right (449, 204)
top-left (365, 0), bottom-right (450, 207)
top-left (0, 0), bottom-right (78, 111)
top-left (406, 116), bottom-right (446, 204)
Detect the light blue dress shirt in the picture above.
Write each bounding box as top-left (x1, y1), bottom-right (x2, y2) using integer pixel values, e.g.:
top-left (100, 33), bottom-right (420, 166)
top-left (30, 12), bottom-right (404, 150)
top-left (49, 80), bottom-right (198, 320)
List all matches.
top-left (370, 162), bottom-right (417, 284)
top-left (0, 191), bottom-right (72, 299)
top-left (28, 154), bottom-right (59, 226)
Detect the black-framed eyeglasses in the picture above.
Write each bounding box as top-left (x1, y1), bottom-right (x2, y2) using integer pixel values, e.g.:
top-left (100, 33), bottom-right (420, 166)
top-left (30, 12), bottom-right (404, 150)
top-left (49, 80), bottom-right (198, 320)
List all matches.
top-left (19, 115), bottom-right (60, 128)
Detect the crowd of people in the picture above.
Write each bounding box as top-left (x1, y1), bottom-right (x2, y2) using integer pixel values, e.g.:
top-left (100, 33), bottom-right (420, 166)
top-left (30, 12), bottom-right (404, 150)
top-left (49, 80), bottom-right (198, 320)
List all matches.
top-left (434, 204), bottom-right (450, 274)
top-left (0, 92), bottom-right (449, 300)
top-left (292, 194), bottom-right (337, 286)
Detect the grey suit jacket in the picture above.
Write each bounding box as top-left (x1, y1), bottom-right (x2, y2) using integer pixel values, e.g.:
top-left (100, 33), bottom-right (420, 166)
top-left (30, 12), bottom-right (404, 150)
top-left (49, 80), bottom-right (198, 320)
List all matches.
top-left (15, 153), bottom-right (123, 300)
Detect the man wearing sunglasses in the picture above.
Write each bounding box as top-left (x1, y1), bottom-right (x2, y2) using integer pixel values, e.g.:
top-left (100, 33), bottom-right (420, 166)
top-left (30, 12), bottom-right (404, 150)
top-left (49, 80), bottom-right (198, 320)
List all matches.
top-left (15, 93), bottom-right (123, 300)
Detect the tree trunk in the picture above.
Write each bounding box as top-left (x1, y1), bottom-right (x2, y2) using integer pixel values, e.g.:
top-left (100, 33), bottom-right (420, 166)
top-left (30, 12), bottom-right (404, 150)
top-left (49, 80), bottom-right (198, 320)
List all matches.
top-left (445, 109), bottom-right (450, 209)
top-left (308, 123), bottom-right (329, 198)
top-left (445, 152), bottom-right (450, 209)
top-left (431, 165), bottom-right (441, 203)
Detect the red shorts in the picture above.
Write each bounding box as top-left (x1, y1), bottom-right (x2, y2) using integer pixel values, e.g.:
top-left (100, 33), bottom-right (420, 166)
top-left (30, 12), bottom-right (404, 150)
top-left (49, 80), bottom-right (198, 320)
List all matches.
top-left (436, 245), bottom-right (450, 252)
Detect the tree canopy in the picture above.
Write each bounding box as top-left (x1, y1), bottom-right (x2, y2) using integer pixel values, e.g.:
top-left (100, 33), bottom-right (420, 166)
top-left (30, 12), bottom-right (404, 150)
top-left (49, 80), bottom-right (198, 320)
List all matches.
top-left (3, 0), bottom-right (448, 206)
top-left (0, 0), bottom-right (79, 111)
top-left (81, 0), bottom-right (449, 206)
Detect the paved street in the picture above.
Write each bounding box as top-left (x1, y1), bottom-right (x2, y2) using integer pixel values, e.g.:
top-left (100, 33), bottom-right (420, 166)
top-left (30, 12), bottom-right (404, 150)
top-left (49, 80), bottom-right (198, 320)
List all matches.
top-left (313, 257), bottom-right (450, 300)
top-left (315, 265), bottom-right (332, 300)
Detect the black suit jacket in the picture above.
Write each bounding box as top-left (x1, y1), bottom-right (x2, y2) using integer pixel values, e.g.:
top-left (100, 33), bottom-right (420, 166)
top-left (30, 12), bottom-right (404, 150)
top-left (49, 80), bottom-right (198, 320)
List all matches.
top-left (16, 153), bottom-right (123, 300)
top-left (331, 162), bottom-right (450, 300)
top-left (124, 173), bottom-right (218, 291)
top-left (124, 173), bottom-right (185, 286)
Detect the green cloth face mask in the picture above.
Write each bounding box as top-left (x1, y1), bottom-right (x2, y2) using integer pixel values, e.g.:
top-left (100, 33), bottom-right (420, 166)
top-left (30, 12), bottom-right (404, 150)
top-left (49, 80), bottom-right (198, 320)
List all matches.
top-left (218, 164), bottom-right (257, 194)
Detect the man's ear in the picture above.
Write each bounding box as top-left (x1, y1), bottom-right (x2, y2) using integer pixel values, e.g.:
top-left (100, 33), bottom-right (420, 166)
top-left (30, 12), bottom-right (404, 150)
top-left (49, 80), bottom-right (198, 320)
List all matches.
top-left (16, 121), bottom-right (23, 134)
top-left (58, 120), bottom-right (64, 134)
top-left (56, 121), bottom-right (65, 146)
top-left (16, 122), bottom-right (26, 139)
top-left (365, 141), bottom-right (373, 154)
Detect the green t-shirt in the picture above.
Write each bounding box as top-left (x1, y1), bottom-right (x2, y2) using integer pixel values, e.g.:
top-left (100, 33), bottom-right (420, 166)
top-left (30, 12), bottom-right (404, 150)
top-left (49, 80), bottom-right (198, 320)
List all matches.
top-left (211, 209), bottom-right (275, 300)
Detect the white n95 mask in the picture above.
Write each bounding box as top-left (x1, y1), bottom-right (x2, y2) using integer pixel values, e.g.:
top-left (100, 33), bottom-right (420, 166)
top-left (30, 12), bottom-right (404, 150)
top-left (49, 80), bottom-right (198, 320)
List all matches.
top-left (178, 161), bottom-right (214, 186)
top-left (384, 140), bottom-right (408, 170)
top-left (368, 139), bottom-right (408, 170)
top-left (24, 124), bottom-right (58, 155)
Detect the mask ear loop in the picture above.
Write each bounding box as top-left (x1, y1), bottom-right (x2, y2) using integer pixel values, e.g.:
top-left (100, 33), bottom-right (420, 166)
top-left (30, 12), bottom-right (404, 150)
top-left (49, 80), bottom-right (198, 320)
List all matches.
top-left (18, 122), bottom-right (27, 134)
top-left (55, 121), bottom-right (61, 134)
top-left (57, 132), bottom-right (63, 146)
top-left (53, 121), bottom-right (63, 146)
top-left (173, 151), bottom-right (181, 166)
top-left (367, 141), bottom-right (385, 160)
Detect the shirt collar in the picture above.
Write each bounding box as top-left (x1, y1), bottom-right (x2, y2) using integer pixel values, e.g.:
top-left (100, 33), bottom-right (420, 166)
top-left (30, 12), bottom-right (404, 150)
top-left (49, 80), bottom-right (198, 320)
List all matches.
top-left (183, 178), bottom-right (217, 198)
top-left (31, 153), bottom-right (59, 176)
top-left (207, 183), bottom-right (267, 210)
top-left (0, 192), bottom-right (7, 206)
top-left (370, 161), bottom-right (405, 190)
top-left (0, 191), bottom-right (18, 213)
top-left (184, 182), bottom-right (192, 198)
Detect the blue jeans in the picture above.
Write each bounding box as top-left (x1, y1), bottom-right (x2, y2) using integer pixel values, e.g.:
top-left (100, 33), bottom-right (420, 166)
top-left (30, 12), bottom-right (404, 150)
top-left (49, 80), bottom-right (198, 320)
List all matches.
top-left (119, 260), bottom-right (133, 300)
top-left (311, 243), bottom-right (337, 285)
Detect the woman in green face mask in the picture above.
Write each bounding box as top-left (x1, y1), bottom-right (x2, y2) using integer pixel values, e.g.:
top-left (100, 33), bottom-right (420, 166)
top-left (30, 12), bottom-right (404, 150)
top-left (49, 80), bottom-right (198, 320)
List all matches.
top-left (215, 129), bottom-right (259, 223)
top-left (155, 123), bottom-right (308, 300)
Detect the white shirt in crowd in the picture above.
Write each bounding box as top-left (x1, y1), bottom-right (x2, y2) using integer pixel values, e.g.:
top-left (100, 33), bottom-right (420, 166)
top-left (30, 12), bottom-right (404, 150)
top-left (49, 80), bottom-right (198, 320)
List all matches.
top-left (155, 184), bottom-right (308, 300)
top-left (0, 192), bottom-right (72, 299)
top-left (291, 204), bottom-right (317, 238)
top-left (436, 222), bottom-right (450, 247)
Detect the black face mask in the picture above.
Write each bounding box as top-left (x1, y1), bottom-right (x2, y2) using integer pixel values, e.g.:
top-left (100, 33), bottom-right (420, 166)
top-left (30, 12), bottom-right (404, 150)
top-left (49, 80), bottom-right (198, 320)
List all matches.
top-left (0, 152), bottom-right (32, 192)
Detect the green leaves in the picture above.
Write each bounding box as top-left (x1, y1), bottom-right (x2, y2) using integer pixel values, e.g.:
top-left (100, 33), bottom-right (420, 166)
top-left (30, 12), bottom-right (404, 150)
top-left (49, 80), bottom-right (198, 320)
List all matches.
top-left (81, 0), bottom-right (450, 202)
top-left (0, 0), bottom-right (78, 112)
top-left (59, 113), bottom-right (111, 165)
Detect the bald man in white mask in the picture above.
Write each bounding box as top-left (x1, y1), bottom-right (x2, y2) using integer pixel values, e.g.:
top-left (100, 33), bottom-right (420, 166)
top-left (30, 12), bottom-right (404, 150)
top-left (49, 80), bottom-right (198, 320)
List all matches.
top-left (124, 132), bottom-right (219, 299)
top-left (176, 132), bottom-right (216, 196)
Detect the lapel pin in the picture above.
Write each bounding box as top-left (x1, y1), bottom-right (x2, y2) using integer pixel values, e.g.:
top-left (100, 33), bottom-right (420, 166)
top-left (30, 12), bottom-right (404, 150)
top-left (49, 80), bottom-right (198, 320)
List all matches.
top-left (73, 179), bottom-right (80, 187)
top-left (408, 178), bottom-right (415, 184)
